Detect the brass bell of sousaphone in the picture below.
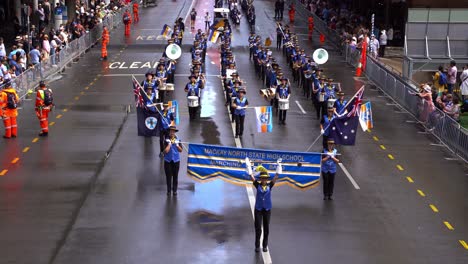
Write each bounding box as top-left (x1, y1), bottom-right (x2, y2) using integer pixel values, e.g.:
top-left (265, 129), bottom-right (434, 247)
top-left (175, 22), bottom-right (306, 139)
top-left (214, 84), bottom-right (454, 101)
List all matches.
top-left (166, 43), bottom-right (182, 60)
top-left (264, 37), bottom-right (272, 47)
top-left (312, 48), bottom-right (329, 65)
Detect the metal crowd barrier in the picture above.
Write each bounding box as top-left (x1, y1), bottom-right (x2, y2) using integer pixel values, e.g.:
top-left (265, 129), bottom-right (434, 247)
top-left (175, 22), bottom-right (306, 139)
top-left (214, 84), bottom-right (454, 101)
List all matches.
top-left (294, 0), bottom-right (468, 162)
top-left (364, 51), bottom-right (468, 162)
top-left (11, 6), bottom-right (129, 99)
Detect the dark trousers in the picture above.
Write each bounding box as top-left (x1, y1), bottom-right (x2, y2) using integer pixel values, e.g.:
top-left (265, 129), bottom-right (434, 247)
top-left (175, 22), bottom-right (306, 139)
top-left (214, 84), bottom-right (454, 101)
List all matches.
top-left (274, 8), bottom-right (279, 19)
top-left (159, 90), bottom-right (166, 103)
top-left (235, 114), bottom-right (245, 136)
top-left (313, 99), bottom-right (323, 119)
top-left (322, 135), bottom-right (329, 150)
top-left (164, 161), bottom-right (180, 193)
top-left (279, 110), bottom-right (287, 122)
top-left (254, 209), bottom-right (271, 248)
top-left (189, 106), bottom-right (198, 120)
top-left (322, 171), bottom-right (335, 197)
top-left (379, 45), bottom-right (386, 57)
top-left (277, 37), bottom-right (282, 49)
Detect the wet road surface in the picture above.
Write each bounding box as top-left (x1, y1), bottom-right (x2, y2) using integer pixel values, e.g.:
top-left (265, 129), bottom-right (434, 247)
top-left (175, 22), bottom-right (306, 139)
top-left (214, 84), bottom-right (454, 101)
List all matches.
top-left (0, 1), bottom-right (467, 264)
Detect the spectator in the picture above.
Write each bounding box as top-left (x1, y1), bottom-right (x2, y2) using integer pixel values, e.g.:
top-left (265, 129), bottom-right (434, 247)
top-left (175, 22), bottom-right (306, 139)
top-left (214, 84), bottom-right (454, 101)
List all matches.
top-left (379, 30), bottom-right (387, 57)
top-left (461, 64), bottom-right (468, 101)
top-left (447, 60), bottom-right (457, 94)
top-left (43, 0), bottom-right (51, 26)
top-left (37, 3), bottom-right (46, 30)
top-left (443, 95), bottom-right (460, 122)
top-left (28, 44), bottom-right (41, 67)
top-left (387, 26), bottom-right (393, 46)
top-left (42, 35), bottom-right (50, 61)
top-left (416, 84), bottom-right (435, 123)
top-left (433, 66), bottom-right (447, 96)
top-left (0, 37), bottom-right (5, 58)
top-left (369, 35), bottom-right (379, 58)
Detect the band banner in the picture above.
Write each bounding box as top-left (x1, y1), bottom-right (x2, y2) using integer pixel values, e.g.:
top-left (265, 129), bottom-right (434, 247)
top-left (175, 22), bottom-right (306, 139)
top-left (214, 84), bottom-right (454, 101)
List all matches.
top-left (187, 143), bottom-right (322, 190)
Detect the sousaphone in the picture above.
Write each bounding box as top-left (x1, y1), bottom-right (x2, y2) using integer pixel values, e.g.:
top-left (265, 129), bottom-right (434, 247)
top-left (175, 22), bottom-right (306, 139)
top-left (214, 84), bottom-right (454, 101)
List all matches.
top-left (312, 48), bottom-right (329, 65)
top-left (166, 43), bottom-right (182, 60)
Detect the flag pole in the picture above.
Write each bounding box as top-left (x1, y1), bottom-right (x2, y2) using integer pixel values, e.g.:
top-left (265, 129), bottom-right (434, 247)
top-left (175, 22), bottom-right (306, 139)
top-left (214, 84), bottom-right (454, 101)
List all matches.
top-left (304, 85), bottom-right (365, 152)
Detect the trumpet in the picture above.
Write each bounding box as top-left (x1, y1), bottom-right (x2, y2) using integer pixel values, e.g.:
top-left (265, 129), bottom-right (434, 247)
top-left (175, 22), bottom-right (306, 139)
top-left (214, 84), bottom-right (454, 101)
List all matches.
top-left (260, 88), bottom-right (276, 101)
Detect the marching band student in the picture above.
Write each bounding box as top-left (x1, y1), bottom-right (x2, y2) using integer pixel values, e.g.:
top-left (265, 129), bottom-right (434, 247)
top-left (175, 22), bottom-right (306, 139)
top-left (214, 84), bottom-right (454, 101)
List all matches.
top-left (141, 71), bottom-right (158, 101)
top-left (185, 75), bottom-right (201, 120)
top-left (227, 80), bottom-right (241, 122)
top-left (159, 103), bottom-right (174, 157)
top-left (232, 88), bottom-right (249, 138)
top-left (313, 77), bottom-right (326, 119)
top-left (247, 162), bottom-right (280, 253)
top-left (155, 62), bottom-right (168, 103)
top-left (275, 76), bottom-right (291, 125)
top-left (322, 139), bottom-right (340, 200)
top-left (334, 92), bottom-right (347, 115)
top-left (164, 126), bottom-right (183, 196)
top-left (320, 106), bottom-right (336, 149)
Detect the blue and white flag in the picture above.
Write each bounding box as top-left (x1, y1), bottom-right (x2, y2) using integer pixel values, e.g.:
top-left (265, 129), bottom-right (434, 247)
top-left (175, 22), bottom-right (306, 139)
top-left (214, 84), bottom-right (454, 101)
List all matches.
top-left (187, 143), bottom-right (322, 190)
top-left (359, 101), bottom-right (373, 131)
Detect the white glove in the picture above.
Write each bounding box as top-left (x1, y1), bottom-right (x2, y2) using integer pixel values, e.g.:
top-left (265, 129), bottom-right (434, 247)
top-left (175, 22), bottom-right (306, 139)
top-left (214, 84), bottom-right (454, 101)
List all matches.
top-left (245, 157), bottom-right (252, 175)
top-left (236, 106), bottom-right (243, 110)
top-left (320, 129), bottom-right (325, 135)
top-left (174, 139), bottom-right (180, 144)
top-left (276, 163), bottom-right (282, 174)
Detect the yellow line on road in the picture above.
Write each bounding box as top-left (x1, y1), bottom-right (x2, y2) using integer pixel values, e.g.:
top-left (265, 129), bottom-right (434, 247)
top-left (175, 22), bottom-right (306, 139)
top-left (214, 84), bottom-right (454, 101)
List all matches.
top-left (380, 145), bottom-right (386, 150)
top-left (406, 176), bottom-right (414, 183)
top-left (397, 165), bottom-right (404, 171)
top-left (0, 169), bottom-right (8, 176)
top-left (22, 147), bottom-right (30, 153)
top-left (367, 129), bottom-right (372, 132)
top-left (417, 189), bottom-right (426, 197)
top-left (50, 122), bottom-right (55, 126)
top-left (430, 204), bottom-right (439, 213)
top-left (444, 221), bottom-right (454, 230)
top-left (459, 240), bottom-right (468, 250)
top-left (94, 77), bottom-right (98, 81)
top-left (80, 92), bottom-right (85, 95)
top-left (62, 108), bottom-right (68, 112)
top-left (11, 157), bottom-right (19, 164)
top-left (388, 154), bottom-right (395, 160)
top-left (32, 137), bottom-right (39, 143)
top-left (373, 136), bottom-right (379, 141)
top-left (89, 82), bottom-right (94, 85)
top-left (74, 96), bottom-right (79, 100)
top-left (84, 86), bottom-right (89, 90)
top-left (56, 114), bottom-right (62, 119)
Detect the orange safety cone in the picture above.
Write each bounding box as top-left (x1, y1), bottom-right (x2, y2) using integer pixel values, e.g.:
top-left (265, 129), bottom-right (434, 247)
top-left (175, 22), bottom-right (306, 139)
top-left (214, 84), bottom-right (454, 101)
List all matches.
top-left (319, 33), bottom-right (325, 45)
top-left (356, 62), bottom-right (362, 77)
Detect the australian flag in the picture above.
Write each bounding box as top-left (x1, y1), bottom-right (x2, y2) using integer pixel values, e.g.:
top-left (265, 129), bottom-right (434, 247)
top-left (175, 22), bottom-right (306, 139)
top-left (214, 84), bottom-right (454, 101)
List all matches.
top-left (328, 86), bottom-right (364, 145)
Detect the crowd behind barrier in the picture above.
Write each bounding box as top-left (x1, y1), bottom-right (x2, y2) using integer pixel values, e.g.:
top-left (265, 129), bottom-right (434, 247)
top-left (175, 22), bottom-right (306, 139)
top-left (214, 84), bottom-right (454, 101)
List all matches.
top-left (296, 0), bottom-right (468, 162)
top-left (2, 4), bottom-right (129, 100)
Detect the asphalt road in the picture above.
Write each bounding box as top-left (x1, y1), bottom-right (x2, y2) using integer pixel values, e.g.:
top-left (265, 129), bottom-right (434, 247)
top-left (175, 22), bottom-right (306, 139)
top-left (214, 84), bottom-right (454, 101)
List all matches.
top-left (0, 1), bottom-right (467, 264)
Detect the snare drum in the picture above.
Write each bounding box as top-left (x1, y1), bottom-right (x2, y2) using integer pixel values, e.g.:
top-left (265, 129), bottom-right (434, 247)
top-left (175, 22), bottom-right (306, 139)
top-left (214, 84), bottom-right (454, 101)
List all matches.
top-left (188, 96), bottom-right (199, 107)
top-left (318, 93), bottom-right (325, 102)
top-left (278, 99), bottom-right (290, 110)
top-left (327, 98), bottom-right (336, 108)
top-left (166, 83), bottom-right (174, 91)
top-left (159, 84), bottom-right (167, 91)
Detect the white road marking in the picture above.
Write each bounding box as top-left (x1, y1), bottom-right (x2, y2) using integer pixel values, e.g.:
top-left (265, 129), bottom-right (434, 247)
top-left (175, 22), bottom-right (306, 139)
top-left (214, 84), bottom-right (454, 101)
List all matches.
top-left (295, 100), bottom-right (306, 114)
top-left (102, 74), bottom-right (145, 77)
top-left (184, 0), bottom-right (197, 24)
top-left (221, 76), bottom-right (273, 264)
top-left (338, 163), bottom-right (360, 189)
